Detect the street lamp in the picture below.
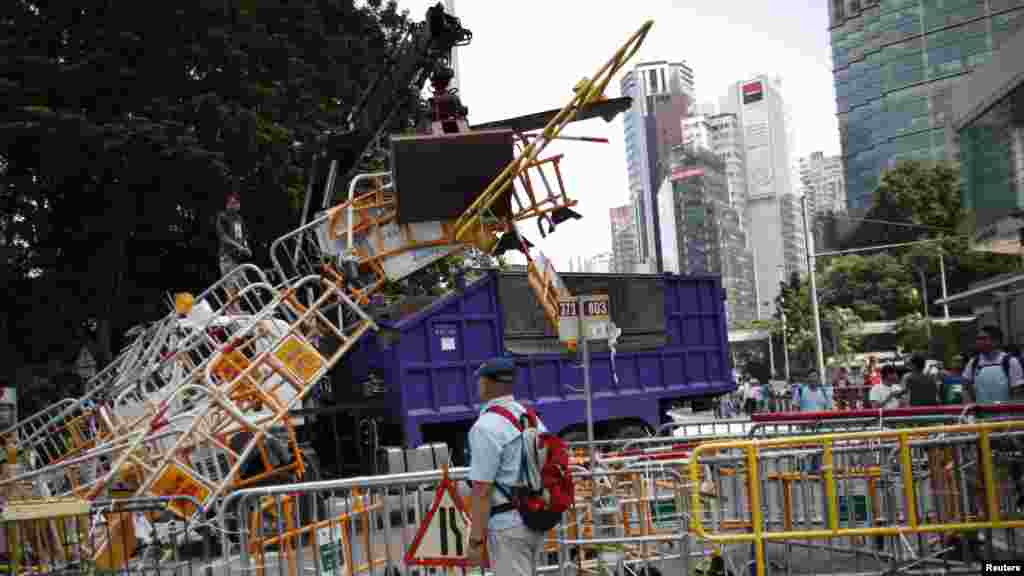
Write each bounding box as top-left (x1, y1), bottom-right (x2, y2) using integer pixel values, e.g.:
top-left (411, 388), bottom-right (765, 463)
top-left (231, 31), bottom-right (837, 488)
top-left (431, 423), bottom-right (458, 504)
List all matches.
top-left (777, 265), bottom-right (791, 382)
top-left (910, 254), bottom-right (933, 344)
top-left (800, 195), bottom-right (827, 387)
top-left (763, 300), bottom-right (776, 378)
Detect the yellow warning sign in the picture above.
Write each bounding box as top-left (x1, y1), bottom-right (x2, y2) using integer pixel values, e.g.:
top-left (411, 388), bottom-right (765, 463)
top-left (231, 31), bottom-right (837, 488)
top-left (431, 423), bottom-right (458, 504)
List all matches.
top-left (273, 335), bottom-right (323, 382)
top-left (151, 464), bottom-right (210, 518)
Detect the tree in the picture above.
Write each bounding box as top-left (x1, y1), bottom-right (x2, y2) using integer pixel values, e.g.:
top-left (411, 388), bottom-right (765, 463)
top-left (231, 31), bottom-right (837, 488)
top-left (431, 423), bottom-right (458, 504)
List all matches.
top-left (819, 254), bottom-right (919, 321)
top-left (2, 1), bottom-right (421, 366)
top-left (871, 160), bottom-right (1020, 304)
top-left (774, 271), bottom-right (864, 371)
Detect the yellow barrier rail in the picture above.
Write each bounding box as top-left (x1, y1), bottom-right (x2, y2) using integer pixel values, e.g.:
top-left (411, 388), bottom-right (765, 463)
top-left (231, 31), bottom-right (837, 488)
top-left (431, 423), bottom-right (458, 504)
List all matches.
top-left (452, 20), bottom-right (653, 243)
top-left (687, 420), bottom-right (1024, 575)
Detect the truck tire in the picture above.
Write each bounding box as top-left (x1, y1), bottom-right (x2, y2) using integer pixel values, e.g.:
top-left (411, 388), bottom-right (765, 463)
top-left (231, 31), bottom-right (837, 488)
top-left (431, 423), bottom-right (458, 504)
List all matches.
top-left (561, 429), bottom-right (589, 444)
top-left (613, 423), bottom-right (650, 440)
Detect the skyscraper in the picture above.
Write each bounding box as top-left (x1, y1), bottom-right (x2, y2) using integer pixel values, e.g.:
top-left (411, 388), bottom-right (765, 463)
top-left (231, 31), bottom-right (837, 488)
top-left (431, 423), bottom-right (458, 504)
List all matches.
top-left (609, 205), bottom-right (639, 274)
top-left (658, 145), bottom-right (757, 327)
top-left (799, 151), bottom-right (847, 217)
top-left (585, 252), bottom-right (614, 273)
top-left (620, 61), bottom-right (695, 273)
top-left (828, 0), bottom-right (1024, 214)
top-left (719, 75), bottom-right (800, 309)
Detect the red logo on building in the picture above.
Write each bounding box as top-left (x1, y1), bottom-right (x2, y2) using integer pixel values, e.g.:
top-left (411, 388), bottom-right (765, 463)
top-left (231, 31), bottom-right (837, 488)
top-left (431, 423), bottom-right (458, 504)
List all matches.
top-left (670, 168), bottom-right (704, 182)
top-left (742, 81), bottom-right (763, 105)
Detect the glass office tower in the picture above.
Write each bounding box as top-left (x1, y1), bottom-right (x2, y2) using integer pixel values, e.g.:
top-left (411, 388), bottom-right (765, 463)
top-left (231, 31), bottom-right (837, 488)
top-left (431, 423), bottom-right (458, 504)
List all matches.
top-left (829, 0), bottom-right (1024, 214)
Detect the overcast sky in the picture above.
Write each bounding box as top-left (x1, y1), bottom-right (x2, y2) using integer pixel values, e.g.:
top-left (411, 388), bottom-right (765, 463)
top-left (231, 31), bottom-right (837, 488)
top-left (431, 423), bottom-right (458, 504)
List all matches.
top-left (396, 0), bottom-right (839, 270)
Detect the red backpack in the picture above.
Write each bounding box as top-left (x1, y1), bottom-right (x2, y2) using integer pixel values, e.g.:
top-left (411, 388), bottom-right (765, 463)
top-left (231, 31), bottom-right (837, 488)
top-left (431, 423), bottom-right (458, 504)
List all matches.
top-left (486, 405), bottom-right (574, 532)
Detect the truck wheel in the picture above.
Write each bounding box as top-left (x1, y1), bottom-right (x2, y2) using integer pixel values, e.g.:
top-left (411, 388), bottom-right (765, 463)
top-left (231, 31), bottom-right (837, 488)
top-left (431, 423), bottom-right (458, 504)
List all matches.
top-left (561, 429), bottom-right (589, 444)
top-left (613, 424), bottom-right (649, 440)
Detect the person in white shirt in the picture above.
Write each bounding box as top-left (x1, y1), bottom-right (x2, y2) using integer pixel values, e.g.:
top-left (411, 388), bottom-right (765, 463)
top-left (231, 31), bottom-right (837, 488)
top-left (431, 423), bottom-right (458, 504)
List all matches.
top-left (869, 365), bottom-right (903, 409)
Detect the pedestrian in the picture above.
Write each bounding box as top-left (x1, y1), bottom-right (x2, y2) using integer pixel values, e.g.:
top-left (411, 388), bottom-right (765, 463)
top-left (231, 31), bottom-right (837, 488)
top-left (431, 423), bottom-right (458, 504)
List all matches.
top-left (832, 366), bottom-right (851, 410)
top-left (961, 325), bottom-right (1024, 512)
top-left (864, 355), bottom-right (881, 387)
top-left (962, 325), bottom-right (1023, 404)
top-left (940, 355), bottom-right (965, 404)
top-left (795, 377), bottom-right (833, 413)
top-left (900, 354), bottom-right (939, 406)
top-left (869, 365), bottom-right (902, 409)
top-left (742, 379), bottom-right (756, 416)
top-left (216, 190), bottom-right (252, 313)
top-left (466, 357), bottom-right (547, 575)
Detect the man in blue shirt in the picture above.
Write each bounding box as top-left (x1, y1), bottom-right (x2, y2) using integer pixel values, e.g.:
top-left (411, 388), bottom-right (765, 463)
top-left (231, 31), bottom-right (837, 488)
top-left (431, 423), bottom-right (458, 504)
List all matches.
top-left (796, 379), bottom-right (833, 413)
top-left (466, 357), bottom-right (548, 575)
top-left (962, 325), bottom-right (1023, 404)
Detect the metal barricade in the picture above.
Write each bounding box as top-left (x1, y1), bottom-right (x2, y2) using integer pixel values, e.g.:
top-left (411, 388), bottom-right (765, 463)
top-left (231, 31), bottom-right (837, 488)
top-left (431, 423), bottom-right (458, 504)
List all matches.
top-left (218, 468), bottom-right (472, 576)
top-left (216, 463), bottom-right (700, 576)
top-left (0, 496), bottom-right (209, 575)
top-left (688, 420), bottom-right (1024, 576)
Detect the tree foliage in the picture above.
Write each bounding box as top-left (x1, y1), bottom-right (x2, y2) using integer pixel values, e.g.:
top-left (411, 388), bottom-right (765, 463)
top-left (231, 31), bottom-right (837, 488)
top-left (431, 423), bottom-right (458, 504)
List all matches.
top-left (2, 1), bottom-right (421, 367)
top-left (819, 253), bottom-right (919, 321)
top-left (773, 271), bottom-right (863, 371)
top-left (871, 160), bottom-right (1019, 303)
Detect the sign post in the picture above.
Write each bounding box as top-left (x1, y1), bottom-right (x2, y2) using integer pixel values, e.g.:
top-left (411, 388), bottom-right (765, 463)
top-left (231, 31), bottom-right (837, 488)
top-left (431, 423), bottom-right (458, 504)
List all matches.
top-left (558, 294), bottom-right (610, 481)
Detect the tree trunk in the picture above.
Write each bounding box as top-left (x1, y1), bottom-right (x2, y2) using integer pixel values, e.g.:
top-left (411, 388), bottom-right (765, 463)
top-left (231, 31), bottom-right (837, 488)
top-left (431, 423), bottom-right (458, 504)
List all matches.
top-left (95, 236), bottom-right (128, 368)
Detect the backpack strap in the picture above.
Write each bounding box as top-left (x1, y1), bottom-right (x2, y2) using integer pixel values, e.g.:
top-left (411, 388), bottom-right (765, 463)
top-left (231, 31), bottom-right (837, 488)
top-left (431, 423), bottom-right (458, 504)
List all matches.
top-left (482, 405), bottom-right (531, 517)
top-left (486, 405), bottom-right (523, 431)
top-left (486, 404), bottom-right (538, 431)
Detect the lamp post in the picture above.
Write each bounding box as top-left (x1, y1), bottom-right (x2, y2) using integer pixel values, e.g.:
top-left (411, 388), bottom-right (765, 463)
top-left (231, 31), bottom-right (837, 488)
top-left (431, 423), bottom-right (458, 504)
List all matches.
top-left (778, 265), bottom-right (791, 382)
top-left (764, 301), bottom-right (776, 378)
top-left (801, 195), bottom-right (827, 388)
top-left (910, 253), bottom-right (933, 344)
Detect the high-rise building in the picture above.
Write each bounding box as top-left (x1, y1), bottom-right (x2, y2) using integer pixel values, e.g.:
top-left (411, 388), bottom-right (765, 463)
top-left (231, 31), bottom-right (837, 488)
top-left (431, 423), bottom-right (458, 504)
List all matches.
top-left (584, 252), bottom-right (614, 273)
top-left (828, 0), bottom-right (1024, 214)
top-left (719, 75), bottom-right (800, 309)
top-left (658, 145), bottom-right (757, 327)
top-left (799, 151), bottom-right (847, 216)
top-left (683, 112), bottom-right (750, 227)
top-left (609, 205), bottom-right (639, 274)
top-left (621, 60), bottom-right (695, 273)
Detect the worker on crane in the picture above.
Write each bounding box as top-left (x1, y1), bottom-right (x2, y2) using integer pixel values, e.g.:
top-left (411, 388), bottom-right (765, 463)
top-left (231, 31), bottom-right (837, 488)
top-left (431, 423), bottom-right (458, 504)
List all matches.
top-left (216, 190), bottom-right (252, 313)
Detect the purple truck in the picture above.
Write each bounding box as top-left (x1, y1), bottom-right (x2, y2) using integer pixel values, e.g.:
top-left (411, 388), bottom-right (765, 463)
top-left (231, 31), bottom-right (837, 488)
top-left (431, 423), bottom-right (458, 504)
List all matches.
top-left (298, 268), bottom-right (735, 477)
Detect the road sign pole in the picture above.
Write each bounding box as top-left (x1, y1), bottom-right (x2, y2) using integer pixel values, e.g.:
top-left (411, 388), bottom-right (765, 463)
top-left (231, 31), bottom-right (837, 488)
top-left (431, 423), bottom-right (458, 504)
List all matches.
top-left (579, 296), bottom-right (596, 476)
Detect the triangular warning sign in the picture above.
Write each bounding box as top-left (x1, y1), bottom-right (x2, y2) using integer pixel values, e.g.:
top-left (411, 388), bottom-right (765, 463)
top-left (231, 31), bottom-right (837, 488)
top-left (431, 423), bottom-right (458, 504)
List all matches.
top-left (404, 470), bottom-right (474, 567)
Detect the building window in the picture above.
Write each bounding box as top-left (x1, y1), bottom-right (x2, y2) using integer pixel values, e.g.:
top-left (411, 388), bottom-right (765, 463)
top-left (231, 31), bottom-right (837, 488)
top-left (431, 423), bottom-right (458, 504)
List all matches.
top-left (649, 70), bottom-right (658, 93)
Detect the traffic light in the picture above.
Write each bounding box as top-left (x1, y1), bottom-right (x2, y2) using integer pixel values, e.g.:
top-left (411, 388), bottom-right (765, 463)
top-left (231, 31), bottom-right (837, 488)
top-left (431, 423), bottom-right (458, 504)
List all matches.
top-left (567, 339), bottom-right (577, 353)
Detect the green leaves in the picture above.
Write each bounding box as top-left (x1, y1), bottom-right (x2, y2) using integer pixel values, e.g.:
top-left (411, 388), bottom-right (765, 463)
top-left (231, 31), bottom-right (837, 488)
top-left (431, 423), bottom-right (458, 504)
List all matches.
top-left (2, 0), bottom-right (418, 364)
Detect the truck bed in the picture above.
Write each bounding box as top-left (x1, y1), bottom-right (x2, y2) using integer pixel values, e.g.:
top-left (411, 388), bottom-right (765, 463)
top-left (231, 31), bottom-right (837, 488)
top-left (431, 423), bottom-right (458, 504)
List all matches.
top-left (351, 269), bottom-right (735, 448)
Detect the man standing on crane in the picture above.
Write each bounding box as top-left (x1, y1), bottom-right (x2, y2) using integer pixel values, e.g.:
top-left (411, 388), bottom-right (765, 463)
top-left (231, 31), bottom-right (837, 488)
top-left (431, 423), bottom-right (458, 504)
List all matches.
top-left (216, 190), bottom-right (252, 312)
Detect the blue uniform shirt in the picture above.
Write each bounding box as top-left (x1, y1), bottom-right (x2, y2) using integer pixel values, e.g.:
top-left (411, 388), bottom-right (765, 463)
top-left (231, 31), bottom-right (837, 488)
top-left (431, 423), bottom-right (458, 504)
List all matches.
top-left (467, 395), bottom-right (548, 531)
top-left (797, 384), bottom-right (833, 412)
top-left (963, 352), bottom-right (1023, 405)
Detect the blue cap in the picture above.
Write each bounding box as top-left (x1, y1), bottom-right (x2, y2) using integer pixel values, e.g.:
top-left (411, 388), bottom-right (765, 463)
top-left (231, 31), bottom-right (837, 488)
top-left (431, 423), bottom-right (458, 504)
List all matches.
top-left (475, 357), bottom-right (516, 380)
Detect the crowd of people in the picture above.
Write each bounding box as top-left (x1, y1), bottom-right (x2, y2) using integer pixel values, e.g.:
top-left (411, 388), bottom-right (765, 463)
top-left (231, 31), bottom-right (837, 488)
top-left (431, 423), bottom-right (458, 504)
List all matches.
top-left (724, 324), bottom-right (1024, 417)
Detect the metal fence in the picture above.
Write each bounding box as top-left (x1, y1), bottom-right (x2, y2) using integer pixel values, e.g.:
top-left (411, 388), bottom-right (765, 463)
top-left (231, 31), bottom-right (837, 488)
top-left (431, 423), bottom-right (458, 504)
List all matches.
top-left (0, 496), bottom-right (210, 576)
top-left (688, 420), bottom-right (1024, 576)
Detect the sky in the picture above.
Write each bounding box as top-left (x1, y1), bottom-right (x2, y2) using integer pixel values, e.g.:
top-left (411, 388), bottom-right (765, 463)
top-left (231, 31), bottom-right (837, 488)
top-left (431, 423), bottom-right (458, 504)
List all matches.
top-left (396, 0), bottom-right (840, 271)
